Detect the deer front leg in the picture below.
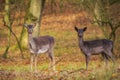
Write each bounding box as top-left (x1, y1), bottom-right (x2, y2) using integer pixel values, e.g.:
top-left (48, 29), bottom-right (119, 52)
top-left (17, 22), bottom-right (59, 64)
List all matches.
top-left (34, 54), bottom-right (38, 72)
top-left (30, 54), bottom-right (34, 71)
top-left (85, 55), bottom-right (90, 70)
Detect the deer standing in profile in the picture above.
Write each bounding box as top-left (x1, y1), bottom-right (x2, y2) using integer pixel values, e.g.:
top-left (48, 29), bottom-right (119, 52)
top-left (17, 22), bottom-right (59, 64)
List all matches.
top-left (24, 23), bottom-right (55, 72)
top-left (74, 26), bottom-right (115, 70)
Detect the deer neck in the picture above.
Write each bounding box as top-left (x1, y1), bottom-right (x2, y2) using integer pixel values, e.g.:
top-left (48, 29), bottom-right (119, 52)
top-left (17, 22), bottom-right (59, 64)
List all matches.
top-left (78, 37), bottom-right (85, 49)
top-left (28, 33), bottom-right (34, 44)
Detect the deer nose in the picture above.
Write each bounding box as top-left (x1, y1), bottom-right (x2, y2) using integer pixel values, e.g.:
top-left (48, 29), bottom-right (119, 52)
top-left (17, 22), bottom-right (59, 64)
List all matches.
top-left (30, 29), bottom-right (33, 32)
top-left (78, 34), bottom-right (82, 37)
top-left (79, 35), bottom-right (82, 37)
top-left (28, 29), bottom-right (33, 34)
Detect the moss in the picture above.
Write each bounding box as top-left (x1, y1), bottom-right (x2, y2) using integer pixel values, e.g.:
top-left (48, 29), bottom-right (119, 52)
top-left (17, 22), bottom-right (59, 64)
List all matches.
top-left (25, 12), bottom-right (38, 23)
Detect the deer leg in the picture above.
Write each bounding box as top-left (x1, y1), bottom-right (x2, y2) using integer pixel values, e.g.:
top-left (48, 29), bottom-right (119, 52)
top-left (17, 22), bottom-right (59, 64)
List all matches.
top-left (48, 51), bottom-right (55, 71)
top-left (102, 53), bottom-right (108, 66)
top-left (85, 55), bottom-right (90, 70)
top-left (34, 54), bottom-right (38, 72)
top-left (107, 51), bottom-right (115, 64)
top-left (30, 54), bottom-right (34, 71)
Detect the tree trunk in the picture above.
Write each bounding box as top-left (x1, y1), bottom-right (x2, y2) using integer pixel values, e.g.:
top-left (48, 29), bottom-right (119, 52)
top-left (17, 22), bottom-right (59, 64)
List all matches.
top-left (94, 0), bottom-right (104, 25)
top-left (94, 0), bottom-right (110, 39)
top-left (20, 0), bottom-right (45, 49)
top-left (3, 0), bottom-right (11, 58)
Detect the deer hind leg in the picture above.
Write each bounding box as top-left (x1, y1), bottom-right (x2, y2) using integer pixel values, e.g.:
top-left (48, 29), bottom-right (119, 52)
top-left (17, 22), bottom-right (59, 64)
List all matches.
top-left (48, 49), bottom-right (55, 71)
top-left (104, 50), bottom-right (115, 64)
top-left (107, 51), bottom-right (115, 64)
top-left (102, 52), bottom-right (108, 66)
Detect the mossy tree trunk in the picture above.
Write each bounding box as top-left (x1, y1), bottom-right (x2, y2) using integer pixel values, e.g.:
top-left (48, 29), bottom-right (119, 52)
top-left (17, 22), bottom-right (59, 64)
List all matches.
top-left (3, 0), bottom-right (24, 58)
top-left (82, 0), bottom-right (119, 41)
top-left (3, 0), bottom-right (11, 58)
top-left (20, 0), bottom-right (45, 49)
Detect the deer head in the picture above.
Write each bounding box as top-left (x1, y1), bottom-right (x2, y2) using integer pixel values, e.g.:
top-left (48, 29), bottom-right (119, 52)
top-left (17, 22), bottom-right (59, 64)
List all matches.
top-left (74, 26), bottom-right (87, 37)
top-left (24, 23), bottom-right (36, 34)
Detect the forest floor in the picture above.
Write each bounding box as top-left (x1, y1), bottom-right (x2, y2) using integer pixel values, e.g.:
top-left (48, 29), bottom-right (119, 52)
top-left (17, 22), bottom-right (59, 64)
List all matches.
top-left (0, 6), bottom-right (120, 80)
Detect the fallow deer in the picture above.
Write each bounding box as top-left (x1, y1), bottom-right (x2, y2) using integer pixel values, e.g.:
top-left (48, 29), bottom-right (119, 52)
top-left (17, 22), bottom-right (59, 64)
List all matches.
top-left (74, 26), bottom-right (115, 70)
top-left (24, 23), bottom-right (55, 72)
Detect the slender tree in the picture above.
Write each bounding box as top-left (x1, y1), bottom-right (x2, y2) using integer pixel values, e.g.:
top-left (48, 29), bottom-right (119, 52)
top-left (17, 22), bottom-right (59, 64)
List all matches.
top-left (3, 0), bottom-right (11, 58)
top-left (3, 0), bottom-right (24, 58)
top-left (20, 0), bottom-right (45, 49)
top-left (81, 0), bottom-right (120, 41)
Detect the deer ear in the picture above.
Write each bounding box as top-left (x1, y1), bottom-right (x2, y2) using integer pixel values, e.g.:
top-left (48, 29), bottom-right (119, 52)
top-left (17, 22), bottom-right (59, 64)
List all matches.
top-left (24, 24), bottom-right (28, 28)
top-left (32, 23), bottom-right (36, 28)
top-left (74, 26), bottom-right (78, 32)
top-left (83, 27), bottom-right (87, 32)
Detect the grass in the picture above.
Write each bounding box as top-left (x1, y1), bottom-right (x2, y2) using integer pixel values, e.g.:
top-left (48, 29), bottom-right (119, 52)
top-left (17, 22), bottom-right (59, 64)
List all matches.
top-left (0, 55), bottom-right (120, 80)
top-left (0, 10), bottom-right (120, 80)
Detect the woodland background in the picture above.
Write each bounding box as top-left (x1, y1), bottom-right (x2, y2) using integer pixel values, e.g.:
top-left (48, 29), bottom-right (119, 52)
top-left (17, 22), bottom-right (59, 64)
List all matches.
top-left (0, 0), bottom-right (120, 80)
